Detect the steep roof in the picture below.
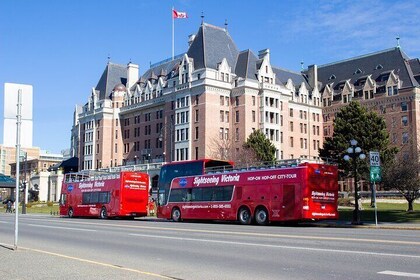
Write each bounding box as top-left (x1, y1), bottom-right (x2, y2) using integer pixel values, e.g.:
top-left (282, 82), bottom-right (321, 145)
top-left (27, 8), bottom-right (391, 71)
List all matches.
top-left (187, 23), bottom-right (239, 70)
top-left (235, 50), bottom-right (258, 80)
top-left (316, 48), bottom-right (419, 90)
top-left (140, 57), bottom-right (182, 86)
top-left (95, 63), bottom-right (127, 100)
top-left (273, 66), bottom-right (309, 88)
top-left (408, 58), bottom-right (420, 84)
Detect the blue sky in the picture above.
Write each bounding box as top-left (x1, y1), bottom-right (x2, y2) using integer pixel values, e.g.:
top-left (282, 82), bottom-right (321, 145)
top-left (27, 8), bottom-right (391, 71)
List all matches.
top-left (1, 0), bottom-right (419, 154)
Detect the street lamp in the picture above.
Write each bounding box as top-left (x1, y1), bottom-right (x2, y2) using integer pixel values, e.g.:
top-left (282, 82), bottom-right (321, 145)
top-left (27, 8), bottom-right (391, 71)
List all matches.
top-left (159, 122), bottom-right (174, 163)
top-left (343, 139), bottom-right (366, 225)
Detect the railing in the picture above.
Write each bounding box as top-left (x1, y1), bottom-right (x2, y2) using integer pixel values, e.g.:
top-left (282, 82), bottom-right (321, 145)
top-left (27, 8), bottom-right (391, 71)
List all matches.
top-left (64, 162), bottom-right (164, 183)
top-left (204, 157), bottom-right (335, 174)
top-left (64, 170), bottom-right (120, 183)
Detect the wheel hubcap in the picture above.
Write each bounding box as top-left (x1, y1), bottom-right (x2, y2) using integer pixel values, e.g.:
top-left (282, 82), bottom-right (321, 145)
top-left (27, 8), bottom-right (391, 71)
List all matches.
top-left (242, 211), bottom-right (249, 220)
top-left (258, 211), bottom-right (266, 222)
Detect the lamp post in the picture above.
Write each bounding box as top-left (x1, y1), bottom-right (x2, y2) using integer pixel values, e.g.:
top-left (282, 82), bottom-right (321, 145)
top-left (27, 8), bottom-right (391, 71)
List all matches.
top-left (159, 122), bottom-right (174, 163)
top-left (343, 139), bottom-right (366, 225)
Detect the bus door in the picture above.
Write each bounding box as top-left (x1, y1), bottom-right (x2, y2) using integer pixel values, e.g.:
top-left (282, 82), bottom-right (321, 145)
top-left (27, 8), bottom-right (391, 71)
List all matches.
top-left (270, 184), bottom-right (282, 220)
top-left (282, 184), bottom-right (296, 220)
top-left (270, 184), bottom-right (296, 221)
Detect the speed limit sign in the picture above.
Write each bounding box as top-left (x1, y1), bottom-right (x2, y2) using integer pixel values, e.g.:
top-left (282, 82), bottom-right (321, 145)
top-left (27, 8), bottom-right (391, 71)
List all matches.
top-left (370, 151), bottom-right (380, 167)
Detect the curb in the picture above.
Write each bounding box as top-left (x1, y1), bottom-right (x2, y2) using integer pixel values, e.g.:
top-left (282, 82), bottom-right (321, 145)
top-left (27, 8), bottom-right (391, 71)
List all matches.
top-left (311, 221), bottom-right (420, 230)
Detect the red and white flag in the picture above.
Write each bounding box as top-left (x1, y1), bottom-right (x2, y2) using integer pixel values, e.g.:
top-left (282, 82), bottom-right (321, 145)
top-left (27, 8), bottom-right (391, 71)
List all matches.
top-left (173, 9), bottom-right (187, 19)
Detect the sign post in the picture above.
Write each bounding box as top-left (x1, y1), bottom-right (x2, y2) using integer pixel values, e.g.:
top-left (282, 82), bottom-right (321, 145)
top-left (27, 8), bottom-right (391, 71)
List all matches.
top-left (369, 151), bottom-right (381, 226)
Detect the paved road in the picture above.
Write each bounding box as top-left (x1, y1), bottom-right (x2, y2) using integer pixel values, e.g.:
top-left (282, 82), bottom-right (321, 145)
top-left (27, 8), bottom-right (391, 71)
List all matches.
top-left (0, 214), bottom-right (419, 280)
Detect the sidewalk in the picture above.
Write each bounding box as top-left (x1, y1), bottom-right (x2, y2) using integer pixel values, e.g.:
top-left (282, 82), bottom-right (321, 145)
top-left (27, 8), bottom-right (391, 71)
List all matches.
top-left (311, 219), bottom-right (420, 230)
top-left (0, 245), bottom-right (159, 280)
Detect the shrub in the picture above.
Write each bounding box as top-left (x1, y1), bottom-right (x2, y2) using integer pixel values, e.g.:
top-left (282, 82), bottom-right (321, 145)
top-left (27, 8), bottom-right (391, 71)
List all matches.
top-left (338, 198), bottom-right (352, 207)
top-left (26, 202), bottom-right (32, 208)
top-left (47, 201), bottom-right (53, 207)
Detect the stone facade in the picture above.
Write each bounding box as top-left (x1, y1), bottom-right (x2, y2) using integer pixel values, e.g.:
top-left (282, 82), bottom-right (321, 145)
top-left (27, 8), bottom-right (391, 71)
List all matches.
top-left (72, 23), bottom-right (322, 170)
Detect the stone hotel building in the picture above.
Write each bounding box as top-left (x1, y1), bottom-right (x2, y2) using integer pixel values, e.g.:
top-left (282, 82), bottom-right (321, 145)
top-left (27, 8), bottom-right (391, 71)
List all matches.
top-left (71, 23), bottom-right (420, 171)
top-left (72, 23), bottom-right (322, 170)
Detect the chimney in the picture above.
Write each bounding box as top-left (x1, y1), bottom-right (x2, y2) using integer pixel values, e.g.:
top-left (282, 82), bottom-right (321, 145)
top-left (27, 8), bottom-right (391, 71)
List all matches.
top-left (188, 34), bottom-right (196, 47)
top-left (127, 63), bottom-right (139, 89)
top-left (307, 64), bottom-right (318, 91)
top-left (258, 48), bottom-right (270, 61)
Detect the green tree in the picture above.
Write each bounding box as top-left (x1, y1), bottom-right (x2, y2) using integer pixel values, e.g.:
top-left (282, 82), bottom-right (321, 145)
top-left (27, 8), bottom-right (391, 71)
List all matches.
top-left (243, 130), bottom-right (276, 162)
top-left (319, 101), bottom-right (397, 179)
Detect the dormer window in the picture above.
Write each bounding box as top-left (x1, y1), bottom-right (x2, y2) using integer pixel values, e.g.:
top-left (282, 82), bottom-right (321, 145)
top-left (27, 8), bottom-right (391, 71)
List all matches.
top-left (329, 74), bottom-right (336, 80)
top-left (375, 64), bottom-right (383, 70)
top-left (355, 77), bottom-right (367, 86)
top-left (377, 72), bottom-right (391, 82)
top-left (354, 68), bottom-right (362, 75)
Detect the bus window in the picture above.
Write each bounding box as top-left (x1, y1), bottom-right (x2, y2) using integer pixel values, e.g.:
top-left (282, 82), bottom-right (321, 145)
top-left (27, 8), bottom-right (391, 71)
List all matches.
top-left (186, 189), bottom-right (192, 202)
top-left (192, 188), bottom-right (203, 201)
top-left (82, 193), bottom-right (92, 204)
top-left (213, 186), bottom-right (233, 201)
top-left (91, 192), bottom-right (99, 203)
top-left (200, 188), bottom-right (211, 201)
top-left (99, 192), bottom-right (110, 204)
top-left (158, 193), bottom-right (165, 206)
top-left (60, 194), bottom-right (66, 206)
top-left (169, 189), bottom-right (188, 202)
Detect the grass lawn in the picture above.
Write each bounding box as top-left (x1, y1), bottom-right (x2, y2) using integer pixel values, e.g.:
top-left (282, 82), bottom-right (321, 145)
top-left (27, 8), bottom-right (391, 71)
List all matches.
top-left (339, 202), bottom-right (420, 223)
top-left (2, 203), bottom-right (59, 214)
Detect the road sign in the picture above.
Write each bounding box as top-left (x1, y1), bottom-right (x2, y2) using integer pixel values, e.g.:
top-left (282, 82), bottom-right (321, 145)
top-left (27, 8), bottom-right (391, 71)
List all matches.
top-left (369, 151), bottom-right (380, 167)
top-left (370, 166), bottom-right (381, 182)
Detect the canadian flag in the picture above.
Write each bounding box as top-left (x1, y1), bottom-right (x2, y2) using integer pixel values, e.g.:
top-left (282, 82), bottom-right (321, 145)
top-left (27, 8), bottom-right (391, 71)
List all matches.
top-left (173, 9), bottom-right (187, 19)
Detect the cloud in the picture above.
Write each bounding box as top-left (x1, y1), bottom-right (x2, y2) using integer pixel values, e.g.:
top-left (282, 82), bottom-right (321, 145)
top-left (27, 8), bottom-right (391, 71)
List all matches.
top-left (271, 0), bottom-right (420, 61)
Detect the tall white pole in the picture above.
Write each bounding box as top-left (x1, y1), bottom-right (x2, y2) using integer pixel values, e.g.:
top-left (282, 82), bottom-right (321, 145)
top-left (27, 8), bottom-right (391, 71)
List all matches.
top-left (374, 182), bottom-right (378, 226)
top-left (14, 89), bottom-right (22, 250)
top-left (172, 7), bottom-right (174, 60)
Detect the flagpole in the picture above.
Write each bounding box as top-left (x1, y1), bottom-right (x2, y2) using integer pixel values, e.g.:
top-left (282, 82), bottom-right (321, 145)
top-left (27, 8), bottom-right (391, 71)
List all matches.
top-left (172, 7), bottom-right (174, 60)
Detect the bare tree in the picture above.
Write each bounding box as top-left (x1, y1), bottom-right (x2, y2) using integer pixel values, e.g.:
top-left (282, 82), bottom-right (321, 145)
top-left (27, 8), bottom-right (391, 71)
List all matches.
top-left (208, 137), bottom-right (234, 161)
top-left (382, 146), bottom-right (420, 212)
top-left (208, 136), bottom-right (257, 165)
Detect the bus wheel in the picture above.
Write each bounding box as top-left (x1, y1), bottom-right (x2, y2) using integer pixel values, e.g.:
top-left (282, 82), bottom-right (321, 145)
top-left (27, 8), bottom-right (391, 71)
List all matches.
top-left (238, 207), bottom-right (251, 225)
top-left (100, 207), bottom-right (107, 219)
top-left (255, 208), bottom-right (269, 225)
top-left (68, 208), bottom-right (74, 218)
top-left (171, 207), bottom-right (181, 222)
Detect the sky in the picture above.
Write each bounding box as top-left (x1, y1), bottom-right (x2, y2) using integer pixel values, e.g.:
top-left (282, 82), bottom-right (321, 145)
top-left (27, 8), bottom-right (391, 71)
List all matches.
top-left (1, 0), bottom-right (419, 154)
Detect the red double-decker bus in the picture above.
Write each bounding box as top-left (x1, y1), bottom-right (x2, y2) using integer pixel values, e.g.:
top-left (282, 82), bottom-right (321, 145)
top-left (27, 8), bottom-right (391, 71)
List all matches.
top-left (157, 161), bottom-right (338, 225)
top-left (60, 171), bottom-right (149, 219)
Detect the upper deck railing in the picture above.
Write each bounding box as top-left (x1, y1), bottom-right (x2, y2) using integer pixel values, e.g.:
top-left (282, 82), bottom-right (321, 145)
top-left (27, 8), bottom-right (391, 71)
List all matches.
top-left (204, 157), bottom-right (336, 174)
top-left (63, 162), bottom-right (164, 183)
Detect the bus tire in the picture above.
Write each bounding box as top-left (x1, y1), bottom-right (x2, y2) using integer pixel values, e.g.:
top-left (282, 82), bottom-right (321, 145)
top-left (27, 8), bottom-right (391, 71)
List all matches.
top-left (171, 207), bottom-right (181, 222)
top-left (238, 207), bottom-right (252, 225)
top-left (68, 208), bottom-right (74, 218)
top-left (255, 207), bottom-right (269, 225)
top-left (100, 207), bottom-right (107, 219)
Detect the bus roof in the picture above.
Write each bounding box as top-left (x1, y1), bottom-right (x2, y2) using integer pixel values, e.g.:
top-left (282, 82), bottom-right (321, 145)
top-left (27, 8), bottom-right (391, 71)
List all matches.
top-left (63, 170), bottom-right (145, 183)
top-left (162, 159), bottom-right (234, 168)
